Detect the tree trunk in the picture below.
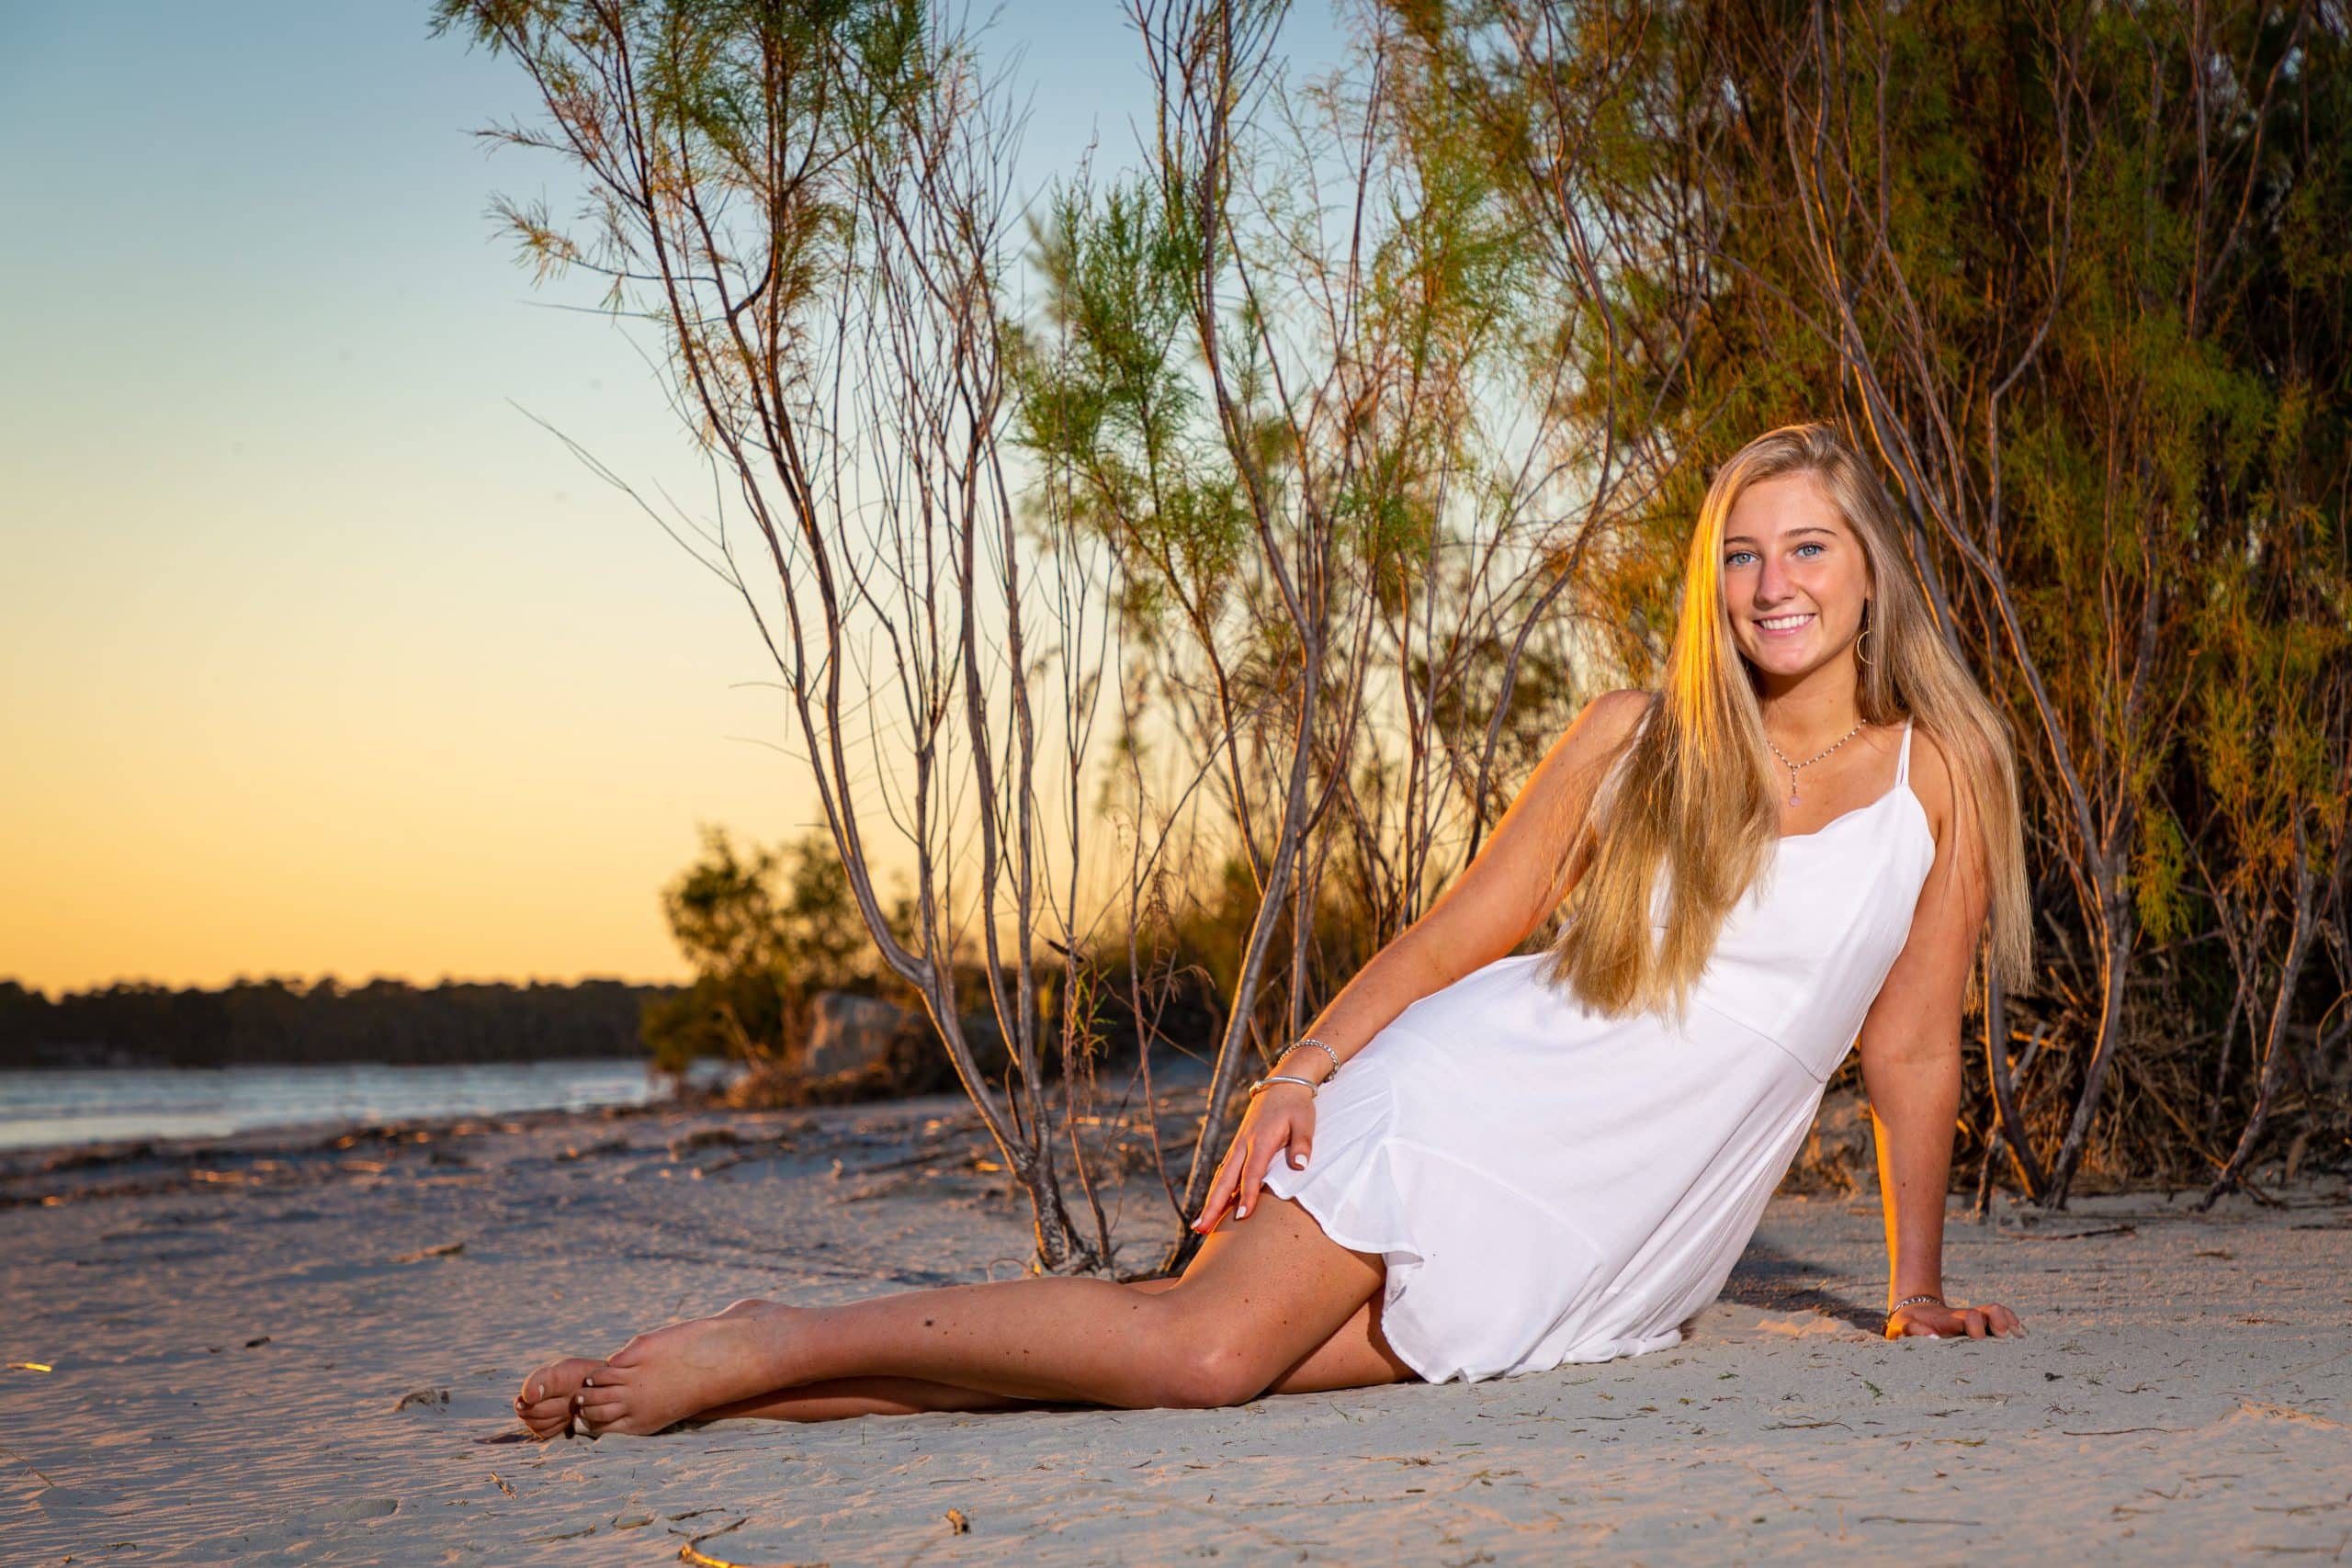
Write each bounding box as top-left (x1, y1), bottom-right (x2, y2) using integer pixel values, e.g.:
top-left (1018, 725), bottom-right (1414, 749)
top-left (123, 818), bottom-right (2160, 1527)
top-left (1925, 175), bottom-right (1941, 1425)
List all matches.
top-left (1974, 970), bottom-right (2049, 1215)
top-left (2201, 824), bottom-right (2320, 1210)
top-left (2043, 873), bottom-right (2134, 1208)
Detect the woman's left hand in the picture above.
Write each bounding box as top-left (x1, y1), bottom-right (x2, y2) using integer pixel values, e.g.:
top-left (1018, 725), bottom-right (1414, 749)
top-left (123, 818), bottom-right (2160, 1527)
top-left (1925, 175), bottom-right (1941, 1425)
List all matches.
top-left (1885, 1299), bottom-right (2027, 1339)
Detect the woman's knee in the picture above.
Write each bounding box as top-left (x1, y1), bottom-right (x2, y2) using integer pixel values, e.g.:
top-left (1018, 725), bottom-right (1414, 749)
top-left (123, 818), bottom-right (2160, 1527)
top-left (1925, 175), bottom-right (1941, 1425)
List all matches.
top-left (1139, 1311), bottom-right (1280, 1409)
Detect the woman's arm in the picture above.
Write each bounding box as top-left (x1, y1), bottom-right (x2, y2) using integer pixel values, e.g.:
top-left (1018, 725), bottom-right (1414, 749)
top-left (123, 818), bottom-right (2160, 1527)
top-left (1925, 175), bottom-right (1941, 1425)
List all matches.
top-left (1852, 726), bottom-right (2024, 1338)
top-left (1193, 687), bottom-right (1650, 1230)
top-left (1301, 685), bottom-right (1652, 1066)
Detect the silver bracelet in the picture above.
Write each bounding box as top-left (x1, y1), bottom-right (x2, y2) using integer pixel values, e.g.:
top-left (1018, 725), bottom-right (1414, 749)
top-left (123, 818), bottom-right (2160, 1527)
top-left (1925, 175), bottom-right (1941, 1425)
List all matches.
top-left (1248, 1074), bottom-right (1319, 1099)
top-left (1892, 1293), bottom-right (1944, 1312)
top-left (1283, 1037), bottom-right (1343, 1079)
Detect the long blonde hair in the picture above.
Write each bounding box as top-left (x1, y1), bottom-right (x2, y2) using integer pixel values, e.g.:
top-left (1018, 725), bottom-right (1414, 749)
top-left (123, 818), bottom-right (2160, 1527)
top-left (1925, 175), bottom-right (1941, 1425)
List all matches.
top-left (1535, 422), bottom-right (2032, 1021)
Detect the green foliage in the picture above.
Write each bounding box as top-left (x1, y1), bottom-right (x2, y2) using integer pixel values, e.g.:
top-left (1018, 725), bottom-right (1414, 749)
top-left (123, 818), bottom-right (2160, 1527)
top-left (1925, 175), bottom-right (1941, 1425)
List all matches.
top-left (639, 824), bottom-right (895, 1074)
top-left (1007, 175), bottom-right (1254, 624)
top-left (1426, 0), bottom-right (2351, 1186)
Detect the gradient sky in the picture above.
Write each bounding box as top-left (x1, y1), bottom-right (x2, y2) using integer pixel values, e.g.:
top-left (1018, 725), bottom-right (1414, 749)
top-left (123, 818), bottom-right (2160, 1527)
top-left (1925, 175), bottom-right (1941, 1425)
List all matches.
top-left (0, 2), bottom-right (1341, 998)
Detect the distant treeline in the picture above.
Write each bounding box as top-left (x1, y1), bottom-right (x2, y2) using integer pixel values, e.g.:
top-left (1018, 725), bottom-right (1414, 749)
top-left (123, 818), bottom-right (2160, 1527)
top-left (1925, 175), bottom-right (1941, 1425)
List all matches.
top-left (0, 976), bottom-right (681, 1070)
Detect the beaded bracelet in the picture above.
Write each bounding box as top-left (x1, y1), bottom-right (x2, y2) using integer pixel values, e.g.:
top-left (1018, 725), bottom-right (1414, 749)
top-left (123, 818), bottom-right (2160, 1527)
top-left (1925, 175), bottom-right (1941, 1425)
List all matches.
top-left (1283, 1037), bottom-right (1343, 1079)
top-left (1892, 1293), bottom-right (1945, 1312)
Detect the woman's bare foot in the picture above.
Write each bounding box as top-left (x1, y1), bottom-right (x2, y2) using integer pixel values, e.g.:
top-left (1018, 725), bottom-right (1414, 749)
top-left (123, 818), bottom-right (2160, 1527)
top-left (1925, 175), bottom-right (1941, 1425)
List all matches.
top-left (573, 1299), bottom-right (805, 1438)
top-left (513, 1356), bottom-right (598, 1438)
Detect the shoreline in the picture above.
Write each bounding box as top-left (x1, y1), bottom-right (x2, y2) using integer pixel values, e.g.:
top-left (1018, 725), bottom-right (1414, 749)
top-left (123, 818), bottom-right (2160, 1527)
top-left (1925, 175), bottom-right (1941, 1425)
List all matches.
top-left (0, 1056), bottom-right (700, 1161)
top-left (7, 1095), bottom-right (2348, 1563)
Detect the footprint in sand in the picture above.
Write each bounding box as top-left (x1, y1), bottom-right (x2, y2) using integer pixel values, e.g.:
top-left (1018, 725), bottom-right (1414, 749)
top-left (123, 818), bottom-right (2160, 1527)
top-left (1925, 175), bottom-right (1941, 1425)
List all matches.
top-left (288, 1496), bottom-right (401, 1527)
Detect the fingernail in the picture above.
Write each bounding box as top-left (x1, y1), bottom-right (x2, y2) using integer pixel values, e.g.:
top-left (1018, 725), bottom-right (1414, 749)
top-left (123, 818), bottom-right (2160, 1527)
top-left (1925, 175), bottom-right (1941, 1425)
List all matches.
top-left (582, 1376), bottom-right (593, 1387)
top-left (1238, 1204), bottom-right (1249, 1217)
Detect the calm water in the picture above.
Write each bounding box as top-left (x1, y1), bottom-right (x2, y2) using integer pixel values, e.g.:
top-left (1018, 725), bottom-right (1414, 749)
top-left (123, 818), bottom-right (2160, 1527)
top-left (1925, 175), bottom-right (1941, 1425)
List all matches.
top-left (0, 1059), bottom-right (676, 1153)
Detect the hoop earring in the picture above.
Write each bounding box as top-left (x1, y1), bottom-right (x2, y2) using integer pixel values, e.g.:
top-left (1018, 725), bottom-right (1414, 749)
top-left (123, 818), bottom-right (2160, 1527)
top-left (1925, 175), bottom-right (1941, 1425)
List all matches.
top-left (1857, 603), bottom-right (1875, 671)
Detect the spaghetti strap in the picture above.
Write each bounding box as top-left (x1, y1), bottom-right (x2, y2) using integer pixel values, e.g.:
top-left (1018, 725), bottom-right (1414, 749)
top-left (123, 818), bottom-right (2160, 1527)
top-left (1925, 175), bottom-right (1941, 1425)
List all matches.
top-left (1896, 716), bottom-right (1915, 785)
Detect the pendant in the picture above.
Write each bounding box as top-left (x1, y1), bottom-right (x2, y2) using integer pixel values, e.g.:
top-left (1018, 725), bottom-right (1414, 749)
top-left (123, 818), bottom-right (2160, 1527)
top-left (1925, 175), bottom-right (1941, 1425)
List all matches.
top-left (1788, 790), bottom-right (1801, 806)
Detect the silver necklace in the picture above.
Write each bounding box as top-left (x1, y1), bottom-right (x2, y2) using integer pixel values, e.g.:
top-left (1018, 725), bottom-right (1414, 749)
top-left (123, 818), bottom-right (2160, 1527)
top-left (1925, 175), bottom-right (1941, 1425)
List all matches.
top-left (1765, 718), bottom-right (1866, 806)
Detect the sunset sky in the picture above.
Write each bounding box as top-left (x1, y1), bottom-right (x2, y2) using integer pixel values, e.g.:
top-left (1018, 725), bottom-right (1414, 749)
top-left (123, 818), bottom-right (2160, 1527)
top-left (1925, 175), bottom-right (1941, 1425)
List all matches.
top-left (0, 2), bottom-right (1342, 998)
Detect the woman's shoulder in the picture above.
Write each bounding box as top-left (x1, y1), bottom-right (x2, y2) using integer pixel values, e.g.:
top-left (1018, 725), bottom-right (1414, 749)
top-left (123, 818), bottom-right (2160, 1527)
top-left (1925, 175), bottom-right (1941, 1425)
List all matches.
top-left (1583, 687), bottom-right (1656, 737)
top-left (1531, 690), bottom-right (1652, 804)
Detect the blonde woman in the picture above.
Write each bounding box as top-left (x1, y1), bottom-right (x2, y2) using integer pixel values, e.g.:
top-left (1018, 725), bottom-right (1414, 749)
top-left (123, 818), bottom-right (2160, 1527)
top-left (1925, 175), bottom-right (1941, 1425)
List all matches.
top-left (514, 421), bottom-right (2029, 1437)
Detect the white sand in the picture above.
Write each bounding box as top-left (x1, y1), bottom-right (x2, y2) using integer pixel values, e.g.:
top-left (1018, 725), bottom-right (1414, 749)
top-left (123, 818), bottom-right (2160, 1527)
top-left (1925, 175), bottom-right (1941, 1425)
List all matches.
top-left (5, 1090), bottom-right (2347, 1564)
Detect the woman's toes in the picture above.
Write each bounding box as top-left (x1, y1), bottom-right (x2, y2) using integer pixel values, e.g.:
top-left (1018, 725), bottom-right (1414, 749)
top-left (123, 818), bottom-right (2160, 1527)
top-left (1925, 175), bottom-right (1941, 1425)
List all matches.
top-left (583, 1405), bottom-right (659, 1438)
top-left (579, 1391), bottom-right (628, 1425)
top-left (514, 1356), bottom-right (597, 1417)
top-left (519, 1393), bottom-right (574, 1436)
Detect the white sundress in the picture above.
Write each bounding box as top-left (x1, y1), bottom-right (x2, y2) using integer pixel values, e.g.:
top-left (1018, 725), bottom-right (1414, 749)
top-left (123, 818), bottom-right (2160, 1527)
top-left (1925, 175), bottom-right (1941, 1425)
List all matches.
top-left (1258, 716), bottom-right (1936, 1383)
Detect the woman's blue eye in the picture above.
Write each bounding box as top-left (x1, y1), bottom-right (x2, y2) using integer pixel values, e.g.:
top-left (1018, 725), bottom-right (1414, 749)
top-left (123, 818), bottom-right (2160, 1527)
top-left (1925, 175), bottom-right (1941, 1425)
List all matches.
top-left (1725, 542), bottom-right (1827, 567)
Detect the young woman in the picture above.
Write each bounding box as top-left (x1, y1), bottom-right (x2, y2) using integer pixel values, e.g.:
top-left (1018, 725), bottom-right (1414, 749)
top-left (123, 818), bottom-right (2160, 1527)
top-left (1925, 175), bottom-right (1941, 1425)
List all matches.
top-left (514, 422), bottom-right (2030, 1438)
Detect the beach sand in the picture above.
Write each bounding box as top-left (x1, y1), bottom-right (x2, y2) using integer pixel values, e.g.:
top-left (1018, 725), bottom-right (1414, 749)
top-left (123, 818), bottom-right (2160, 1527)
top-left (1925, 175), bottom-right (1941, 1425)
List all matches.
top-left (5, 1089), bottom-right (2347, 1564)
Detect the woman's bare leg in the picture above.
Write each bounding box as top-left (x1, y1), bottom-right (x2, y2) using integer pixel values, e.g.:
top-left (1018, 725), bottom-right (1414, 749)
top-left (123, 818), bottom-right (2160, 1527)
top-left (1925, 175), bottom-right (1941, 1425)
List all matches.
top-left (516, 1218), bottom-right (1415, 1436)
top-left (570, 1195), bottom-right (1385, 1435)
top-left (683, 1276), bottom-right (1416, 1426)
top-left (690, 1374), bottom-right (1040, 1423)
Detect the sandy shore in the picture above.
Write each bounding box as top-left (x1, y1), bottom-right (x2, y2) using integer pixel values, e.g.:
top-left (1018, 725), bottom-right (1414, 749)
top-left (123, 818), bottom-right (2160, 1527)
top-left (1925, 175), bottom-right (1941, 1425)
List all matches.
top-left (5, 1089), bottom-right (2347, 1564)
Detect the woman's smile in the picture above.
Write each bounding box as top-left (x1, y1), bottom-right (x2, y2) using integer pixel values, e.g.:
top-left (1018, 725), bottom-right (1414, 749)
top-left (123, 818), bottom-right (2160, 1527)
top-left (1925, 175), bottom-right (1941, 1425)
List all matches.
top-left (1754, 610), bottom-right (1816, 637)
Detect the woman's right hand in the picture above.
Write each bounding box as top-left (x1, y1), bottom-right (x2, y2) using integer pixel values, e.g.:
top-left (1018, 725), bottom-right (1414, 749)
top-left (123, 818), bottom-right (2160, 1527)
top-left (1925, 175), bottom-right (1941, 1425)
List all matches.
top-left (1192, 1083), bottom-right (1318, 1235)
